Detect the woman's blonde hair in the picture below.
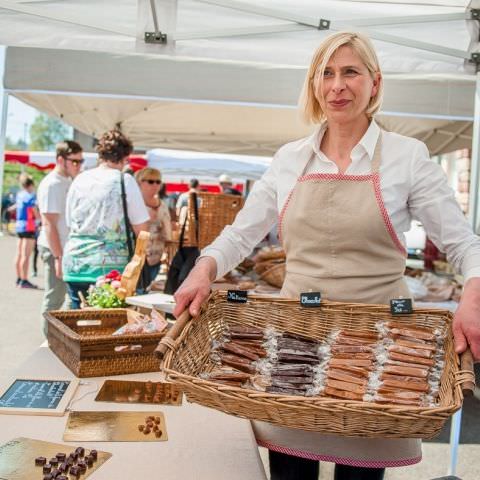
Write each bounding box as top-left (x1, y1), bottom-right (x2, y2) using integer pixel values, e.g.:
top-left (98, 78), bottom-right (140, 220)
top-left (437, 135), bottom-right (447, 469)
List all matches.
top-left (135, 167), bottom-right (162, 183)
top-left (299, 31), bottom-right (383, 124)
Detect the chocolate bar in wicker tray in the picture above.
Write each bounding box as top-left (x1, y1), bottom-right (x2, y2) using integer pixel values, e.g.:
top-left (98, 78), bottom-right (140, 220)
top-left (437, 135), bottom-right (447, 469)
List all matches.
top-left (204, 321), bottom-right (446, 407)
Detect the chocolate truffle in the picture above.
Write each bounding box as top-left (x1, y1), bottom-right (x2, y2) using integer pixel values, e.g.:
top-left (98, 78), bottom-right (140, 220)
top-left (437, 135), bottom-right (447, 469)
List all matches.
top-left (49, 458), bottom-right (59, 467)
top-left (77, 461), bottom-right (87, 473)
top-left (58, 462), bottom-right (69, 473)
top-left (56, 453), bottom-right (66, 462)
top-left (69, 466), bottom-right (80, 478)
top-left (138, 424), bottom-right (145, 432)
top-left (35, 456), bottom-right (47, 466)
top-left (85, 456), bottom-right (94, 467)
top-left (154, 417), bottom-right (161, 424)
top-left (75, 446), bottom-right (85, 457)
top-left (155, 429), bottom-right (162, 438)
top-left (43, 464), bottom-right (52, 474)
top-left (70, 450), bottom-right (79, 460)
top-left (43, 475), bottom-right (53, 480)
top-left (50, 468), bottom-right (60, 478)
top-left (89, 449), bottom-right (98, 460)
top-left (66, 457), bottom-right (74, 467)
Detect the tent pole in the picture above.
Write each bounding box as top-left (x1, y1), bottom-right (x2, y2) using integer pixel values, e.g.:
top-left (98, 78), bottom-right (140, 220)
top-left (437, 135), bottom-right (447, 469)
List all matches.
top-left (0, 45), bottom-right (9, 236)
top-left (468, 72), bottom-right (480, 231)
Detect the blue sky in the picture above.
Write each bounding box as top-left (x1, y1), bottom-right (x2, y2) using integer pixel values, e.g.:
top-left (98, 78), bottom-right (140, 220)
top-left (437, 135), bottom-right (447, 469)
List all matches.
top-left (6, 96), bottom-right (39, 143)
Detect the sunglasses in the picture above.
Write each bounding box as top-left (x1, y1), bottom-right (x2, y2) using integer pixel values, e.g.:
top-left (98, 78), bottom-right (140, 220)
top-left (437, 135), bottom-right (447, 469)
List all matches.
top-left (142, 179), bottom-right (161, 185)
top-left (66, 158), bottom-right (85, 166)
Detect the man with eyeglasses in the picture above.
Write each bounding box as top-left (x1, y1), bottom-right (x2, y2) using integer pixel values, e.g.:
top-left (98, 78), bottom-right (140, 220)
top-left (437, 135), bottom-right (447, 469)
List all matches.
top-left (37, 140), bottom-right (83, 335)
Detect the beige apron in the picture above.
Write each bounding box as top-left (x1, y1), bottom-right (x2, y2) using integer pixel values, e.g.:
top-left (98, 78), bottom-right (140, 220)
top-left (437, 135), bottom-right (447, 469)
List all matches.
top-left (253, 132), bottom-right (422, 468)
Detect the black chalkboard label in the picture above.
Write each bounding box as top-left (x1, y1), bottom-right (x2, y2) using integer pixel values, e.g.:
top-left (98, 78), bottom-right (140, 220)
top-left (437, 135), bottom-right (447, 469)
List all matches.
top-left (300, 292), bottom-right (321, 307)
top-left (0, 379), bottom-right (70, 409)
top-left (227, 290), bottom-right (248, 303)
top-left (390, 298), bottom-right (413, 315)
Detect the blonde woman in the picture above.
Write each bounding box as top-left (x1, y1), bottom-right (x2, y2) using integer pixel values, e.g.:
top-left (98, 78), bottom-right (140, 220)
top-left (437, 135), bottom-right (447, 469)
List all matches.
top-left (172, 32), bottom-right (480, 479)
top-left (135, 167), bottom-right (172, 286)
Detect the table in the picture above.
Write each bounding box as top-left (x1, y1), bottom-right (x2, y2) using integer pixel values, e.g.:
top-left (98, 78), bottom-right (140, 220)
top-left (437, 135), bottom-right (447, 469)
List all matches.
top-left (0, 346), bottom-right (267, 480)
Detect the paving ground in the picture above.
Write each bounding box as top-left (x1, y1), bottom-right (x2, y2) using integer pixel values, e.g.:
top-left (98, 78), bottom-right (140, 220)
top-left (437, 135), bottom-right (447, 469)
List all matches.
top-left (0, 234), bottom-right (479, 479)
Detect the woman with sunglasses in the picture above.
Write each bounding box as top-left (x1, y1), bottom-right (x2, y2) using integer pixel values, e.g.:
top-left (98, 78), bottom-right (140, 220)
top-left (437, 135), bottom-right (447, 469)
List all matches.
top-left (62, 130), bottom-right (149, 308)
top-left (135, 168), bottom-right (172, 288)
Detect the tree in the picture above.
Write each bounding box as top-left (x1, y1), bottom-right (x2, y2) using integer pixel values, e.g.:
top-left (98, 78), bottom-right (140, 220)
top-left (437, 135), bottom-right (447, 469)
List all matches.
top-left (5, 136), bottom-right (27, 151)
top-left (28, 114), bottom-right (70, 151)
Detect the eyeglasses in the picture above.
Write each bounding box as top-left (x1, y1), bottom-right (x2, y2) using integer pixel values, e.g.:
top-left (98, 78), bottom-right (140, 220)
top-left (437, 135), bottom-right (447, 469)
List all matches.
top-left (66, 157), bottom-right (85, 166)
top-left (142, 179), bottom-right (161, 185)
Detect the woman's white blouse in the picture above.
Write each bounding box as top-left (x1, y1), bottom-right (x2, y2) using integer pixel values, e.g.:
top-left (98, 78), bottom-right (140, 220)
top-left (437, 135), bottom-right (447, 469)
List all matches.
top-left (202, 120), bottom-right (480, 282)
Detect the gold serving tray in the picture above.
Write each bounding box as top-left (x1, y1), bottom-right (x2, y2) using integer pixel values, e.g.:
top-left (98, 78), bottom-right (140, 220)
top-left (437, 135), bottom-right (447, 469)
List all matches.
top-left (0, 437), bottom-right (111, 480)
top-left (64, 411), bottom-right (168, 442)
top-left (95, 380), bottom-right (182, 405)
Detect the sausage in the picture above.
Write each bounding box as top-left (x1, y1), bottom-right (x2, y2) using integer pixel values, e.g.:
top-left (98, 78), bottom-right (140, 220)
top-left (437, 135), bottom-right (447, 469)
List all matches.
top-left (327, 369), bottom-right (368, 386)
top-left (381, 378), bottom-right (430, 392)
top-left (326, 379), bottom-right (366, 395)
top-left (389, 327), bottom-right (435, 342)
top-left (388, 344), bottom-right (433, 359)
top-left (266, 386), bottom-right (306, 396)
top-left (331, 345), bottom-right (373, 354)
top-left (329, 364), bottom-right (371, 378)
top-left (381, 373), bottom-right (429, 385)
top-left (394, 338), bottom-right (436, 351)
top-left (329, 358), bottom-right (373, 369)
top-left (388, 351), bottom-right (435, 367)
top-left (377, 388), bottom-right (423, 400)
top-left (383, 364), bottom-right (429, 378)
top-left (271, 374), bottom-right (314, 384)
top-left (331, 353), bottom-right (374, 360)
top-left (324, 386), bottom-right (364, 401)
top-left (222, 342), bottom-right (260, 361)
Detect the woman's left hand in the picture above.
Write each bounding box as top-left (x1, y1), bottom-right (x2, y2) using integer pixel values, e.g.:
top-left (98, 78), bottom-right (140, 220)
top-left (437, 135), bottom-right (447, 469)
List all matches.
top-left (453, 277), bottom-right (480, 361)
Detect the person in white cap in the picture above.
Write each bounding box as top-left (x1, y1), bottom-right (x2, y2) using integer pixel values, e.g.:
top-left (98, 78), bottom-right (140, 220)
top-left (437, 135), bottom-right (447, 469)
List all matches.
top-left (218, 174), bottom-right (241, 196)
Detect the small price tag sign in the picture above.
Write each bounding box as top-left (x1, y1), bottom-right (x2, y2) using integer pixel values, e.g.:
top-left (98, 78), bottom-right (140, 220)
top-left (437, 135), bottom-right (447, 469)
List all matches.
top-left (227, 290), bottom-right (248, 303)
top-left (390, 298), bottom-right (413, 315)
top-left (300, 292), bottom-right (321, 308)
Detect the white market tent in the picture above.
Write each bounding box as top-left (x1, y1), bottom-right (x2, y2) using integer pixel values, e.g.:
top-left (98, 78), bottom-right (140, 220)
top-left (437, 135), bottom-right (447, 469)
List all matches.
top-left (0, 0), bottom-right (479, 221)
top-left (0, 1), bottom-right (478, 474)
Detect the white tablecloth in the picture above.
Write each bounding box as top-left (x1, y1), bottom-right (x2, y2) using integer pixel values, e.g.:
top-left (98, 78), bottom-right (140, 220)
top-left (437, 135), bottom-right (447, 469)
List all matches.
top-left (0, 346), bottom-right (267, 480)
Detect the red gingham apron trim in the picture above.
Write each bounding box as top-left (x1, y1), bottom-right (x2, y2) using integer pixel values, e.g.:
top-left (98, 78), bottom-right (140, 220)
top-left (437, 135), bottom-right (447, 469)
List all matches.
top-left (298, 172), bottom-right (374, 182)
top-left (372, 173), bottom-right (407, 257)
top-left (257, 440), bottom-right (422, 468)
top-left (277, 187), bottom-right (295, 243)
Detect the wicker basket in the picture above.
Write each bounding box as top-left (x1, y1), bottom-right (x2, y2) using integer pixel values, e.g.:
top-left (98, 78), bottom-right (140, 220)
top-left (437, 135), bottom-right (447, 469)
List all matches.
top-left (260, 262), bottom-right (286, 288)
top-left (182, 192), bottom-right (244, 249)
top-left (161, 291), bottom-right (474, 439)
top-left (46, 309), bottom-right (165, 377)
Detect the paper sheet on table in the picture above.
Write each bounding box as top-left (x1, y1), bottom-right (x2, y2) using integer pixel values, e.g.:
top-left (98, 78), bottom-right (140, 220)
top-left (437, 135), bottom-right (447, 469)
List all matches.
top-left (125, 293), bottom-right (175, 313)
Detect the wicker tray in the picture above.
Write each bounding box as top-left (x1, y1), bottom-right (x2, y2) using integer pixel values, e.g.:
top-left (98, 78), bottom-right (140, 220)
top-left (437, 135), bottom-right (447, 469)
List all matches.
top-left (160, 291), bottom-right (474, 439)
top-left (46, 309), bottom-right (165, 377)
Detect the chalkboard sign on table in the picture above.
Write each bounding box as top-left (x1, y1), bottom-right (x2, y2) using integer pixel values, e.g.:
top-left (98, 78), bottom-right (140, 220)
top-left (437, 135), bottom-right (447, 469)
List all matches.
top-left (0, 378), bottom-right (79, 416)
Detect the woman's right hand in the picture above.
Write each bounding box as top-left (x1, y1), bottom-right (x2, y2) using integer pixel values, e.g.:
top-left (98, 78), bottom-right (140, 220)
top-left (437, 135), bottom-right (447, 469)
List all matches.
top-left (173, 256), bottom-right (217, 318)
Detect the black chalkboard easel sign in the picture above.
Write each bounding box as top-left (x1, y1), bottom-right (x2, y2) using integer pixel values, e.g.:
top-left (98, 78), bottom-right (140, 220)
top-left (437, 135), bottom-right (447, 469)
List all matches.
top-left (0, 378), bottom-right (79, 416)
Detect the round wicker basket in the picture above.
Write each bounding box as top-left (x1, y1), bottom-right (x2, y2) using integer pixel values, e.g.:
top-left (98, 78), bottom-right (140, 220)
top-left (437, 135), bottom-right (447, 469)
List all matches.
top-left (260, 262), bottom-right (286, 288)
